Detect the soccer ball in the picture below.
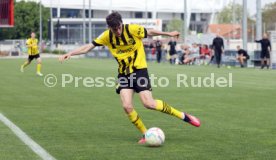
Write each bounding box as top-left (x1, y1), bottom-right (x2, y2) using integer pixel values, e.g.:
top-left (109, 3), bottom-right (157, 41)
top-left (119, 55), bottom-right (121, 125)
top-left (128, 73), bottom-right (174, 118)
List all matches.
top-left (145, 127), bottom-right (165, 146)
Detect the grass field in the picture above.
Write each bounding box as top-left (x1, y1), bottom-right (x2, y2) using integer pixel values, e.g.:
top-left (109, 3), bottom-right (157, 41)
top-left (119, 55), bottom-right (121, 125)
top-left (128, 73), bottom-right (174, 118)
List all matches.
top-left (0, 58), bottom-right (276, 160)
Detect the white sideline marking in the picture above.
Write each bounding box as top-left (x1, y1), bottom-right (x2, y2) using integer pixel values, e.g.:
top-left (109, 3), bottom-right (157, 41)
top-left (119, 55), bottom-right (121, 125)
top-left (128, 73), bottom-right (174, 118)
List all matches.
top-left (0, 113), bottom-right (56, 160)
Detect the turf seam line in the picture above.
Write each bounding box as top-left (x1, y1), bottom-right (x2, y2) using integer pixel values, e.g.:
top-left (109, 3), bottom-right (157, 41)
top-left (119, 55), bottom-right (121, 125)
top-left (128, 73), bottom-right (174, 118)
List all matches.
top-left (0, 113), bottom-right (57, 160)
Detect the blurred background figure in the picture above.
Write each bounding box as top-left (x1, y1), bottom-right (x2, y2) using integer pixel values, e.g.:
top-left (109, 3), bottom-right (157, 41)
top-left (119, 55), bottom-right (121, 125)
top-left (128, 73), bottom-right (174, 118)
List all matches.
top-left (212, 34), bottom-right (224, 68)
top-left (189, 43), bottom-right (200, 65)
top-left (168, 37), bottom-right (177, 64)
top-left (236, 45), bottom-right (250, 68)
top-left (255, 33), bottom-right (272, 69)
top-left (155, 38), bottom-right (162, 63)
top-left (150, 42), bottom-right (155, 61)
top-left (180, 45), bottom-right (196, 65)
top-left (199, 44), bottom-right (211, 65)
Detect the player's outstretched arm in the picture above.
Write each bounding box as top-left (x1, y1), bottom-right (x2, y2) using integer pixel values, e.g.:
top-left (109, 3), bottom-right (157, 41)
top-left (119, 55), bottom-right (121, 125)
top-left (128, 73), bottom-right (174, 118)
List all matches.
top-left (59, 43), bottom-right (95, 63)
top-left (147, 29), bottom-right (180, 38)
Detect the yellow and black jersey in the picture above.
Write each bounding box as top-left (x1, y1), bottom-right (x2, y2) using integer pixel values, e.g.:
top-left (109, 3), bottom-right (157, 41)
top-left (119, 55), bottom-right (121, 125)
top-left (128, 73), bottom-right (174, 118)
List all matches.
top-left (92, 24), bottom-right (148, 75)
top-left (26, 38), bottom-right (39, 55)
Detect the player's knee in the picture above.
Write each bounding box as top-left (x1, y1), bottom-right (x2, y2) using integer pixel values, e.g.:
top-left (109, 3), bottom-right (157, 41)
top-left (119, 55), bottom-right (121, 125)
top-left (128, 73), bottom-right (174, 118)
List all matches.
top-left (142, 100), bottom-right (155, 110)
top-left (122, 103), bottom-right (133, 113)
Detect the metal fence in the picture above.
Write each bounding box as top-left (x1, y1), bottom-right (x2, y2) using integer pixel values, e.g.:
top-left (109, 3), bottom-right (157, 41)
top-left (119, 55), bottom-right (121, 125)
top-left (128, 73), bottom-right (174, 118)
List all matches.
top-left (0, 40), bottom-right (26, 56)
top-left (1, 39), bottom-right (275, 69)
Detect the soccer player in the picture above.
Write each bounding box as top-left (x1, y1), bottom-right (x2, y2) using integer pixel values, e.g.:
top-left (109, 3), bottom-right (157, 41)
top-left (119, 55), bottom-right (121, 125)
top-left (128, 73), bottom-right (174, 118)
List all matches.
top-left (212, 35), bottom-right (224, 68)
top-left (59, 12), bottom-right (200, 144)
top-left (20, 32), bottom-right (43, 76)
top-left (236, 45), bottom-right (250, 68)
top-left (255, 33), bottom-right (272, 69)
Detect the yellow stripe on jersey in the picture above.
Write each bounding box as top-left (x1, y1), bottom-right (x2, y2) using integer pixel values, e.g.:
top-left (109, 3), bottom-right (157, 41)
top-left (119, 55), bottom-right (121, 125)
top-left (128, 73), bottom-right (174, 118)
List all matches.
top-left (93, 24), bottom-right (148, 75)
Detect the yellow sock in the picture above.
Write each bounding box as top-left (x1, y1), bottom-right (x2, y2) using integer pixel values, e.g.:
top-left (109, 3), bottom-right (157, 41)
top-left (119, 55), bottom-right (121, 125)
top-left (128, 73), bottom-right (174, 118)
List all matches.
top-left (22, 61), bottom-right (29, 68)
top-left (155, 99), bottom-right (184, 119)
top-left (128, 109), bottom-right (147, 134)
top-left (37, 64), bottom-right (41, 73)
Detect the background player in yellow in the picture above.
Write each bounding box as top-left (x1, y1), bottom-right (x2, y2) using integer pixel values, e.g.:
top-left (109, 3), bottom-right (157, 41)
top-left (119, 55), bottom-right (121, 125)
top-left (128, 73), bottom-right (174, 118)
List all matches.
top-left (21, 32), bottom-right (43, 76)
top-left (59, 12), bottom-right (200, 144)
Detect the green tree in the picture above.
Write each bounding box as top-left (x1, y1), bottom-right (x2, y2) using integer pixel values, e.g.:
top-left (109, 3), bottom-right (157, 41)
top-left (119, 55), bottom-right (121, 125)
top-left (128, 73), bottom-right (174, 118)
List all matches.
top-left (0, 0), bottom-right (50, 40)
top-left (217, 3), bottom-right (243, 24)
top-left (217, 3), bottom-right (256, 40)
top-left (165, 19), bottom-right (186, 38)
top-left (262, 2), bottom-right (276, 31)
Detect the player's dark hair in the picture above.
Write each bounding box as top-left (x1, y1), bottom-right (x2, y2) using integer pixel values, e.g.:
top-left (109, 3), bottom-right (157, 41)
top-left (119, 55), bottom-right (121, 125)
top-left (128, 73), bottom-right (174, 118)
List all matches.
top-left (106, 12), bottom-right (123, 28)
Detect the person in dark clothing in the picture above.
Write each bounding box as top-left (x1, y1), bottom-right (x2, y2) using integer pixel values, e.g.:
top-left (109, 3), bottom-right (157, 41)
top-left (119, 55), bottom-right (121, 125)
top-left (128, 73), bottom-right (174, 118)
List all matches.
top-left (255, 33), bottom-right (272, 69)
top-left (168, 38), bottom-right (177, 64)
top-left (236, 45), bottom-right (250, 68)
top-left (212, 35), bottom-right (224, 68)
top-left (155, 39), bottom-right (162, 63)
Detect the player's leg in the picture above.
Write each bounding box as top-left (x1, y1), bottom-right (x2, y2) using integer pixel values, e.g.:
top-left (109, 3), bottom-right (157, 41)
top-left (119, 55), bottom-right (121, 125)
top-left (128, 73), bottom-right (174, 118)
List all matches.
top-left (266, 59), bottom-right (270, 69)
top-left (170, 54), bottom-right (174, 64)
top-left (157, 50), bottom-right (161, 63)
top-left (159, 50), bottom-right (162, 63)
top-left (208, 55), bottom-right (214, 65)
top-left (260, 52), bottom-right (265, 69)
top-left (139, 90), bottom-right (200, 127)
top-left (168, 51), bottom-right (172, 64)
top-left (173, 53), bottom-right (177, 64)
top-left (200, 55), bottom-right (206, 65)
top-left (183, 55), bottom-right (188, 64)
top-left (261, 59), bottom-right (265, 69)
top-left (204, 55), bottom-right (211, 65)
top-left (36, 56), bottom-right (43, 76)
top-left (120, 89), bottom-right (147, 143)
top-left (215, 51), bottom-right (220, 67)
top-left (240, 56), bottom-right (245, 67)
top-left (192, 57), bottom-right (197, 64)
top-left (266, 53), bottom-right (270, 69)
top-left (20, 57), bottom-right (32, 72)
top-left (236, 56), bottom-right (241, 66)
top-left (216, 51), bottom-right (222, 68)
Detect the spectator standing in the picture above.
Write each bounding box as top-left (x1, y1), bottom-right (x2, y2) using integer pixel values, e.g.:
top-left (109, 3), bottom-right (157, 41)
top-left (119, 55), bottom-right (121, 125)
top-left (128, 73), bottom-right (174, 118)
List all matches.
top-left (212, 35), bottom-right (224, 68)
top-left (168, 38), bottom-right (177, 64)
top-left (155, 39), bottom-right (162, 63)
top-left (255, 33), bottom-right (272, 69)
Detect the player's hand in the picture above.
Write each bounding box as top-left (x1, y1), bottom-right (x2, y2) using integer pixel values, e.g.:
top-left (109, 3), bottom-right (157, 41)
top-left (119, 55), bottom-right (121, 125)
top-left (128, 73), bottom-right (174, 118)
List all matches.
top-left (59, 53), bottom-right (71, 63)
top-left (169, 31), bottom-right (180, 38)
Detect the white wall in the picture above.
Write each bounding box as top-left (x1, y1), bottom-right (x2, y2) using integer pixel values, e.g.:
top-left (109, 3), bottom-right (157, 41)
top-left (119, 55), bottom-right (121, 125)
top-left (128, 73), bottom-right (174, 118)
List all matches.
top-left (93, 10), bottom-right (109, 18)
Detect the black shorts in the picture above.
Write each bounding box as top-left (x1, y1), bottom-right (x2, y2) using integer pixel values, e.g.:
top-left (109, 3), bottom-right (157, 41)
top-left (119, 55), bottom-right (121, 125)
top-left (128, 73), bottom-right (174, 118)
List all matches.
top-left (28, 54), bottom-right (40, 62)
top-left (116, 68), bottom-right (152, 94)
top-left (169, 50), bottom-right (177, 56)
top-left (260, 51), bottom-right (270, 59)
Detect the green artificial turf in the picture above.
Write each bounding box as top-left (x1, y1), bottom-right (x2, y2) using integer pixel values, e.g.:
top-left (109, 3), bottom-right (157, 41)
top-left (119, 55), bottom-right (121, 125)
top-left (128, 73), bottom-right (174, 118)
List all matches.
top-left (0, 58), bottom-right (275, 160)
